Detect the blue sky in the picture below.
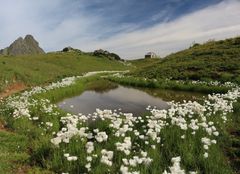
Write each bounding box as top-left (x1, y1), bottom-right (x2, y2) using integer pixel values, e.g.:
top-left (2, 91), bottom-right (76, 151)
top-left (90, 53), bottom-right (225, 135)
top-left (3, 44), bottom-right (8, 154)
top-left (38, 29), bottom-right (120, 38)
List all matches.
top-left (81, 0), bottom-right (222, 30)
top-left (0, 0), bottom-right (240, 59)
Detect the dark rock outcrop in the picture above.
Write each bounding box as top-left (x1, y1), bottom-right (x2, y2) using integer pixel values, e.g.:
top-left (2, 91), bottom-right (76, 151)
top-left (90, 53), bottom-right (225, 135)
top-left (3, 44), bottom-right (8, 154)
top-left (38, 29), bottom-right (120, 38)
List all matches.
top-left (62, 47), bottom-right (82, 54)
top-left (62, 47), bottom-right (74, 52)
top-left (0, 35), bottom-right (45, 56)
top-left (93, 49), bottom-right (122, 61)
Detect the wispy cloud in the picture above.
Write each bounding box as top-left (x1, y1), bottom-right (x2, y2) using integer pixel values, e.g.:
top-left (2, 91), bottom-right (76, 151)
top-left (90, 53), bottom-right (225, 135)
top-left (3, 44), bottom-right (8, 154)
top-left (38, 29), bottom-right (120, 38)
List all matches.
top-left (0, 0), bottom-right (239, 59)
top-left (83, 0), bottom-right (240, 58)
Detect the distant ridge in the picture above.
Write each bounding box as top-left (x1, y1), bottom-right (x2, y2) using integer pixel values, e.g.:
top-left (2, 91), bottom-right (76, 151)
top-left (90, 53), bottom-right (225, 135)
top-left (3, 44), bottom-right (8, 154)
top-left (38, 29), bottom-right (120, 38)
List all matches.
top-left (0, 35), bottom-right (45, 56)
top-left (134, 36), bottom-right (240, 82)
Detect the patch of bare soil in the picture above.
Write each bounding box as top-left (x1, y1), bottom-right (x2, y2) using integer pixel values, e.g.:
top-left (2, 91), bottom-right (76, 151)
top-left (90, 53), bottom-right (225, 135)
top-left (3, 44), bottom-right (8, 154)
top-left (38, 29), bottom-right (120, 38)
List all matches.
top-left (0, 82), bottom-right (27, 99)
top-left (15, 165), bottom-right (30, 174)
top-left (0, 82), bottom-right (27, 132)
top-left (0, 121), bottom-right (6, 131)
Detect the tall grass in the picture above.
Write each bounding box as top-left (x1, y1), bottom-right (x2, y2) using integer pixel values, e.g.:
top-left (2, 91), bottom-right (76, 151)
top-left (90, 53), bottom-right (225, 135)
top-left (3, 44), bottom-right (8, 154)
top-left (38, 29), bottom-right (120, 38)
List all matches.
top-left (0, 52), bottom-right (128, 92)
top-left (34, 76), bottom-right (116, 103)
top-left (131, 36), bottom-right (240, 83)
top-left (0, 75), bottom-right (238, 173)
top-left (106, 76), bottom-right (230, 94)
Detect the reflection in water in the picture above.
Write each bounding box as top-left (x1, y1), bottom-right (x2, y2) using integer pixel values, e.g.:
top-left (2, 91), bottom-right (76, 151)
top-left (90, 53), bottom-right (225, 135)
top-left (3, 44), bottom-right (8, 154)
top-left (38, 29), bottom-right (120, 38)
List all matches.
top-left (58, 85), bottom-right (204, 116)
top-left (58, 86), bottom-right (168, 116)
top-left (87, 81), bottom-right (118, 94)
top-left (142, 88), bottom-right (205, 102)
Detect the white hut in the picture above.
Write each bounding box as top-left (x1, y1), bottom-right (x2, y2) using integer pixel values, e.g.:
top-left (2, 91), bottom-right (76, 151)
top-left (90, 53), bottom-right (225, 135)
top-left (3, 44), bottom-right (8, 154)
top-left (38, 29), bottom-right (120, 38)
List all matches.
top-left (145, 52), bottom-right (157, 58)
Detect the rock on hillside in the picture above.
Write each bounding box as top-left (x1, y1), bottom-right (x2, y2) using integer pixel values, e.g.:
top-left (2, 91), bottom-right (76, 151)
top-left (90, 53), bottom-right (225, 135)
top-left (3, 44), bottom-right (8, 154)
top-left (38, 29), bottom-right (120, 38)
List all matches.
top-left (93, 49), bottom-right (122, 61)
top-left (62, 47), bottom-right (83, 54)
top-left (0, 35), bottom-right (45, 56)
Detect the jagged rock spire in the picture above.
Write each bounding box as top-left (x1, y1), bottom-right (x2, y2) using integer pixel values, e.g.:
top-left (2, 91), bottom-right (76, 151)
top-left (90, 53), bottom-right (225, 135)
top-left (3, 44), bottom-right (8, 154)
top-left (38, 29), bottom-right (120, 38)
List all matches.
top-left (0, 35), bottom-right (45, 56)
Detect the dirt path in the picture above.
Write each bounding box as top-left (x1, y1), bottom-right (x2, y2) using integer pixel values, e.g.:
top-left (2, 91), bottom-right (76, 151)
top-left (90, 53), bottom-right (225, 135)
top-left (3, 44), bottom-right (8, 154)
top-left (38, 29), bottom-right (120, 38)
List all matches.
top-left (0, 82), bottom-right (27, 99)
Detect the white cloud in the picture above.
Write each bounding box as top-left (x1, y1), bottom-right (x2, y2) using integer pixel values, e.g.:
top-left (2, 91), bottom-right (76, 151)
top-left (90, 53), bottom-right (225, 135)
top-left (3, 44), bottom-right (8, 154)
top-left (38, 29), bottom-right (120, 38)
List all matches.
top-left (83, 0), bottom-right (240, 59)
top-left (0, 0), bottom-right (103, 50)
top-left (0, 0), bottom-right (239, 59)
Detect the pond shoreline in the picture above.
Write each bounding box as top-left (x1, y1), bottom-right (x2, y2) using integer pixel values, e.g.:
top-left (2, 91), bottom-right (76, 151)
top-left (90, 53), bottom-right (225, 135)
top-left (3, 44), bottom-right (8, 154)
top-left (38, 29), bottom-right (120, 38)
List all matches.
top-left (57, 83), bottom-right (206, 117)
top-left (1, 72), bottom-right (239, 173)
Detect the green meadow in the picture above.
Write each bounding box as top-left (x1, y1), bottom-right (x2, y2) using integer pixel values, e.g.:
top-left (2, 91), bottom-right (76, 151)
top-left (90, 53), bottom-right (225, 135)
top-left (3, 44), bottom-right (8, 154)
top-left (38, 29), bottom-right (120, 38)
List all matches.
top-left (0, 52), bottom-right (128, 92)
top-left (0, 36), bottom-right (240, 174)
top-left (132, 37), bottom-right (240, 83)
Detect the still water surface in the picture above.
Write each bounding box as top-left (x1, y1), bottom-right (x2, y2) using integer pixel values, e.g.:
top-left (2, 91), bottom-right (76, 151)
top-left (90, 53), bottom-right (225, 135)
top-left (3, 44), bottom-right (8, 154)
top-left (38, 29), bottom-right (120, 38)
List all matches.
top-left (58, 85), bottom-right (204, 116)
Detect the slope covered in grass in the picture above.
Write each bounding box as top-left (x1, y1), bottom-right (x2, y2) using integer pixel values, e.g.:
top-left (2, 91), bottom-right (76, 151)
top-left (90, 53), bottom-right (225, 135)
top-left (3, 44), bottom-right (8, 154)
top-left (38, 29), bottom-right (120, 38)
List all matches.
top-left (128, 58), bottom-right (160, 69)
top-left (133, 36), bottom-right (240, 82)
top-left (0, 130), bottom-right (29, 174)
top-left (0, 52), bottom-right (128, 92)
top-left (1, 73), bottom-right (239, 174)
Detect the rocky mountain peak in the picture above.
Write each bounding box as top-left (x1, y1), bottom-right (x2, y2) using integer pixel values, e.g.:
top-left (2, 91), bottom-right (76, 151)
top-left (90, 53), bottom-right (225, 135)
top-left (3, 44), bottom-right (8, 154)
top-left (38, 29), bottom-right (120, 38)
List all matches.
top-left (0, 35), bottom-right (45, 56)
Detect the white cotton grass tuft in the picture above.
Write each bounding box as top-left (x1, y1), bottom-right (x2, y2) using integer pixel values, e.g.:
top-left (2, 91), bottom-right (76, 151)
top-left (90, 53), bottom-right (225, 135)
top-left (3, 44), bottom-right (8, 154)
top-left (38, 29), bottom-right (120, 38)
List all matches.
top-left (4, 72), bottom-right (240, 173)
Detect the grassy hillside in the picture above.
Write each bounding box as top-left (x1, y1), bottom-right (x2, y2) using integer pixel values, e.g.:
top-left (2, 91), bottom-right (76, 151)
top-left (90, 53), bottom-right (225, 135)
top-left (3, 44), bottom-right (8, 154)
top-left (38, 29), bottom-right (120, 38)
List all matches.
top-left (1, 74), bottom-right (239, 174)
top-left (128, 58), bottom-right (160, 69)
top-left (0, 52), bottom-right (128, 92)
top-left (133, 36), bottom-right (240, 82)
